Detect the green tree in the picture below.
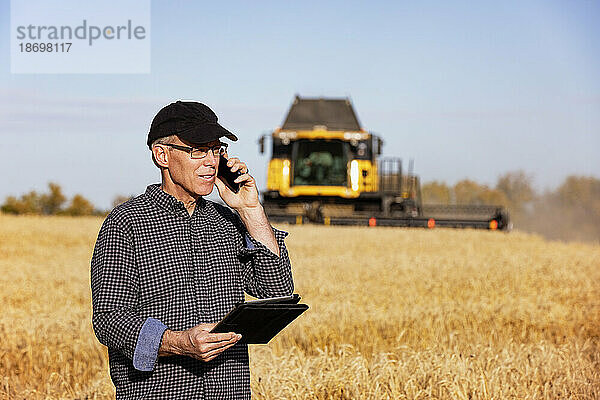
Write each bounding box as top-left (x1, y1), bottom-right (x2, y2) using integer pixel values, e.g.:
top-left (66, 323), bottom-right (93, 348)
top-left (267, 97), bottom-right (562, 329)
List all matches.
top-left (496, 170), bottom-right (535, 213)
top-left (479, 187), bottom-right (509, 206)
top-left (421, 181), bottom-right (451, 204)
top-left (1, 195), bottom-right (27, 214)
top-left (63, 194), bottom-right (95, 216)
top-left (0, 191), bottom-right (43, 214)
top-left (454, 179), bottom-right (507, 206)
top-left (40, 182), bottom-right (67, 215)
top-left (514, 175), bottom-right (600, 242)
top-left (454, 180), bottom-right (481, 204)
top-left (1, 183), bottom-right (101, 216)
top-left (556, 176), bottom-right (600, 210)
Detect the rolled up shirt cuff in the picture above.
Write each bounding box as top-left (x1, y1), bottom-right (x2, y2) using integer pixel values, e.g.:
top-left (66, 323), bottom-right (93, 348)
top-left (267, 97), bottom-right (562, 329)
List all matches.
top-left (244, 233), bottom-right (256, 250)
top-left (244, 229), bottom-right (288, 256)
top-left (133, 317), bottom-right (168, 372)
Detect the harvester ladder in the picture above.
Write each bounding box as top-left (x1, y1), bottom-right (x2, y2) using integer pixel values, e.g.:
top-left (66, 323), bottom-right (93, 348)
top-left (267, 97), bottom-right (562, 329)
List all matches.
top-left (379, 158), bottom-right (402, 194)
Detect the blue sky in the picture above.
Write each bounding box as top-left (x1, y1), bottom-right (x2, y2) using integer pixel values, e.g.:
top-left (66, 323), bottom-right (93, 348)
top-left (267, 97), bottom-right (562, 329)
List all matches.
top-left (1, 0), bottom-right (599, 209)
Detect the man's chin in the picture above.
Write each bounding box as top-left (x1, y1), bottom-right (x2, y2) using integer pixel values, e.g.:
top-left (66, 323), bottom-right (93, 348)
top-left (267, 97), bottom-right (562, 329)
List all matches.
top-left (194, 182), bottom-right (215, 197)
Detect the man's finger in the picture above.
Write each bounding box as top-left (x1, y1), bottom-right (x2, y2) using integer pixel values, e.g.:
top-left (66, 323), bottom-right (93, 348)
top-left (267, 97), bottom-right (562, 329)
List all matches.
top-left (201, 340), bottom-right (240, 361)
top-left (225, 157), bottom-right (239, 167)
top-left (230, 162), bottom-right (248, 174)
top-left (233, 173), bottom-right (252, 184)
top-left (222, 156), bottom-right (247, 173)
top-left (196, 334), bottom-right (241, 357)
top-left (203, 332), bottom-right (240, 343)
top-left (198, 336), bottom-right (240, 354)
top-left (201, 333), bottom-right (240, 347)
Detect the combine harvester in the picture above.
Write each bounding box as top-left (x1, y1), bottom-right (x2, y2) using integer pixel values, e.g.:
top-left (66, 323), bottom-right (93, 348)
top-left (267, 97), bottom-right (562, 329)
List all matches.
top-left (258, 96), bottom-right (510, 230)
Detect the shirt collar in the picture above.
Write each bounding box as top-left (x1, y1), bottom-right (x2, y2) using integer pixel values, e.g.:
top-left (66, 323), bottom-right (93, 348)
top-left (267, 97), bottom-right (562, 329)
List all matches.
top-left (144, 184), bottom-right (206, 215)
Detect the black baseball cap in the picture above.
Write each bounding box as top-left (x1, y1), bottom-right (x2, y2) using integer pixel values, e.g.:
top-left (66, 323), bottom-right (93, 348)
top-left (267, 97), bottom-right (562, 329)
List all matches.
top-left (147, 101), bottom-right (238, 148)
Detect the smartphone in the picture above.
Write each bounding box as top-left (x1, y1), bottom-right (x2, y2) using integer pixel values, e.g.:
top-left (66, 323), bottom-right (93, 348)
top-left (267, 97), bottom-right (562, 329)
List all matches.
top-left (217, 154), bottom-right (243, 193)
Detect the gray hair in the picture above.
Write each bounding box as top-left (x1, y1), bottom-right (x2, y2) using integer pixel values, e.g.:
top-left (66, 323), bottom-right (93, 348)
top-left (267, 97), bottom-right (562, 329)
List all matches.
top-left (151, 135), bottom-right (178, 168)
top-left (151, 135), bottom-right (177, 148)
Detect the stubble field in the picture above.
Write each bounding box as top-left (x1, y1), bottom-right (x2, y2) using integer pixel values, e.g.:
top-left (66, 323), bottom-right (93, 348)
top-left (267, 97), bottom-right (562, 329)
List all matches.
top-left (0, 214), bottom-right (598, 399)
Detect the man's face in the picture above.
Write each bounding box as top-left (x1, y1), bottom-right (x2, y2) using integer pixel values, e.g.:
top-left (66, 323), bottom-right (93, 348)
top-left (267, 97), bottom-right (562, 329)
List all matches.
top-left (163, 136), bottom-right (222, 197)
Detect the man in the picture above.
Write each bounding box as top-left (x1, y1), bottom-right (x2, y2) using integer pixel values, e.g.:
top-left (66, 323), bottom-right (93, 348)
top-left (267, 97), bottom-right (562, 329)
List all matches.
top-left (91, 101), bottom-right (294, 399)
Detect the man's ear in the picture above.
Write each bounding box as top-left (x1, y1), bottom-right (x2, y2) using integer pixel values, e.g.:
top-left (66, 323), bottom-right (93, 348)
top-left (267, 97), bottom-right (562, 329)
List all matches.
top-left (152, 145), bottom-right (169, 168)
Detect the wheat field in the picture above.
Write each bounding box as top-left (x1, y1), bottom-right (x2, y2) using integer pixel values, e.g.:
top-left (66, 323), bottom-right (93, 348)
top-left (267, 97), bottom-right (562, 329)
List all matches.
top-left (0, 215), bottom-right (598, 399)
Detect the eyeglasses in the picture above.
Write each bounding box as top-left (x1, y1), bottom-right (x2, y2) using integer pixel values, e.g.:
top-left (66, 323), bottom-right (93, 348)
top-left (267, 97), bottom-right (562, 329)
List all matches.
top-left (162, 142), bottom-right (228, 159)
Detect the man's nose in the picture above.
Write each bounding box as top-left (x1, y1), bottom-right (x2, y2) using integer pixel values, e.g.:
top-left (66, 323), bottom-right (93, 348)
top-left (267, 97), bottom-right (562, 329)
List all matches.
top-left (203, 150), bottom-right (219, 166)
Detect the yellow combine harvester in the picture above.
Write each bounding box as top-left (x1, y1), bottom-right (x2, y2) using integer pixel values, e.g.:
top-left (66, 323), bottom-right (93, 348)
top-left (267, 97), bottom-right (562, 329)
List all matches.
top-left (258, 95), bottom-right (510, 230)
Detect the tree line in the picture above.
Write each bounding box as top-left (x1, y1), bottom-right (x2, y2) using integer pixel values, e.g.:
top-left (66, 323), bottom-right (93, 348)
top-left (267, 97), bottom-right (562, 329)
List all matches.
top-left (1, 173), bottom-right (598, 242)
top-left (422, 171), bottom-right (600, 242)
top-left (422, 171), bottom-right (535, 212)
top-left (0, 183), bottom-right (106, 216)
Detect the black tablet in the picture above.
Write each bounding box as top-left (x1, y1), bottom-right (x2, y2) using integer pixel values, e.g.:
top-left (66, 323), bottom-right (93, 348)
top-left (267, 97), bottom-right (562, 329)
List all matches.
top-left (210, 295), bottom-right (309, 344)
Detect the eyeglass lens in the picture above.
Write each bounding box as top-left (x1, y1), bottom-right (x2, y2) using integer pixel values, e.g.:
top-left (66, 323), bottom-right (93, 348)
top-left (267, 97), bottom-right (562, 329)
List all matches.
top-left (190, 145), bottom-right (227, 159)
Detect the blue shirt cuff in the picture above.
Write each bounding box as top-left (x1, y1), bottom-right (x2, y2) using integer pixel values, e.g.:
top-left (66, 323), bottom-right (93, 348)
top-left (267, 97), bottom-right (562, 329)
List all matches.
top-left (133, 317), bottom-right (168, 371)
top-left (244, 233), bottom-right (256, 249)
top-left (244, 229), bottom-right (289, 257)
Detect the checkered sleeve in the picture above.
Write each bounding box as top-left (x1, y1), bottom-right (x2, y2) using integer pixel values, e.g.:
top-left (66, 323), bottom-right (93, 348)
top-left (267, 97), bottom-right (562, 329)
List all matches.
top-left (90, 215), bottom-right (147, 363)
top-left (242, 227), bottom-right (294, 298)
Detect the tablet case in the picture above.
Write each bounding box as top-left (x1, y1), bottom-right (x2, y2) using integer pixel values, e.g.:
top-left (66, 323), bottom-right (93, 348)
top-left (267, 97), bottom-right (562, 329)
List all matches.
top-left (210, 294), bottom-right (309, 344)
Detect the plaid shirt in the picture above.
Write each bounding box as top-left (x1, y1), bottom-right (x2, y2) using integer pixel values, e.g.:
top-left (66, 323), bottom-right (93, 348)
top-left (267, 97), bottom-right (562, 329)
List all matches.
top-left (91, 184), bottom-right (294, 399)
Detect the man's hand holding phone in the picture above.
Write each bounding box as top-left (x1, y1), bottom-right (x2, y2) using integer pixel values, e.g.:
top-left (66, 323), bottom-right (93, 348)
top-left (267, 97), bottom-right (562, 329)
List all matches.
top-left (217, 154), bottom-right (242, 193)
top-left (215, 150), bottom-right (281, 257)
top-left (215, 153), bottom-right (261, 211)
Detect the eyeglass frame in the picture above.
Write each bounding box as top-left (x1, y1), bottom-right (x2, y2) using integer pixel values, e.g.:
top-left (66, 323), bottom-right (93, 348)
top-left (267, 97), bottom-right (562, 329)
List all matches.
top-left (161, 142), bottom-right (228, 159)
